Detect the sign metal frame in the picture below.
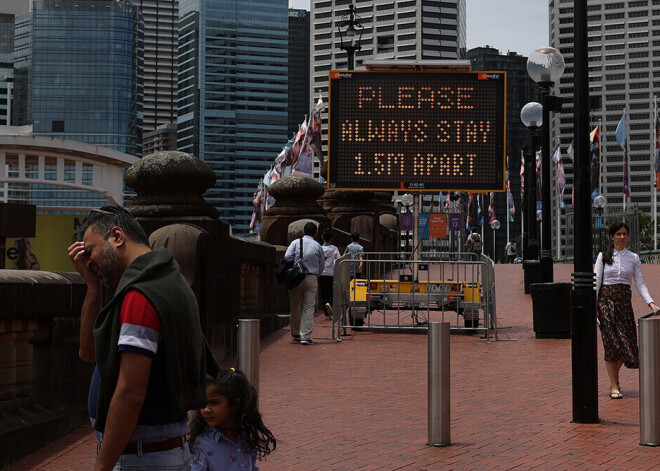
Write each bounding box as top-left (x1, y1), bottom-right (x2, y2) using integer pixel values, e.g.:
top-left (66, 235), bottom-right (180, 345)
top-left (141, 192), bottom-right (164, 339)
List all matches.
top-left (327, 70), bottom-right (507, 192)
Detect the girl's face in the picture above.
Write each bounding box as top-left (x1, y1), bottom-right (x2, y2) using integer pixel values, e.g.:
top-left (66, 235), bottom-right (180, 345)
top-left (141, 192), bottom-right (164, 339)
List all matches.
top-left (610, 227), bottom-right (629, 251)
top-left (202, 385), bottom-right (236, 432)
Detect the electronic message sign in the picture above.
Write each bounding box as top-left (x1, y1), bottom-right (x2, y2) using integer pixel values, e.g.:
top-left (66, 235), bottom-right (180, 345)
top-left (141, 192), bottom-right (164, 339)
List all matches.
top-left (328, 71), bottom-right (506, 192)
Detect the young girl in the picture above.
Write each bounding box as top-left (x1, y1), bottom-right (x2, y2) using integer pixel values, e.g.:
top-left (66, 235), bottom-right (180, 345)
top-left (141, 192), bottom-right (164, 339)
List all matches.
top-left (189, 369), bottom-right (276, 470)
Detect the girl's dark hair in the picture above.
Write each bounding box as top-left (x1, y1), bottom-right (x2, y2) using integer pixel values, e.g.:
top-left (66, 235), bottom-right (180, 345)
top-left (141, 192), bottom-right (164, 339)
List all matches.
top-left (188, 369), bottom-right (276, 459)
top-left (602, 221), bottom-right (629, 265)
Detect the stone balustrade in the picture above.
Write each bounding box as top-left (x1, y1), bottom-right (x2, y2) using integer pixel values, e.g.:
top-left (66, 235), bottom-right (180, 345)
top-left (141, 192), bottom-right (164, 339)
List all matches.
top-left (0, 234), bottom-right (289, 466)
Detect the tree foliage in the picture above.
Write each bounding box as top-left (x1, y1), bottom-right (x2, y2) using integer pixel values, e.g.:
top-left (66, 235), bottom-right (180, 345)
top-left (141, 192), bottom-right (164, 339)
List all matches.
top-left (638, 210), bottom-right (657, 251)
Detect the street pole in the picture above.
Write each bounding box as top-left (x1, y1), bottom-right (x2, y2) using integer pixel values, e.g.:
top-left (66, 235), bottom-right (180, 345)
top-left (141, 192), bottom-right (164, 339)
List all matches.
top-left (541, 90), bottom-right (554, 282)
top-left (522, 146), bottom-right (528, 260)
top-left (571, 0), bottom-right (599, 424)
top-left (527, 131), bottom-right (539, 261)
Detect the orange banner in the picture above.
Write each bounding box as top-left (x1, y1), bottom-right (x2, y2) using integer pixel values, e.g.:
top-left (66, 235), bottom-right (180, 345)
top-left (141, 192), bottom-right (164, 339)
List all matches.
top-left (428, 214), bottom-right (447, 239)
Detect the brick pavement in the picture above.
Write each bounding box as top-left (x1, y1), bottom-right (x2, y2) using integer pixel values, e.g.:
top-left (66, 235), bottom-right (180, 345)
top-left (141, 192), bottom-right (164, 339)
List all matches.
top-left (7, 264), bottom-right (660, 470)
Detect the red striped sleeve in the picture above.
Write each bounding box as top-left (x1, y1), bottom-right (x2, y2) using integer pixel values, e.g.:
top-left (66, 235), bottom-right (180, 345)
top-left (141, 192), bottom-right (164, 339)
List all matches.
top-left (120, 290), bottom-right (161, 332)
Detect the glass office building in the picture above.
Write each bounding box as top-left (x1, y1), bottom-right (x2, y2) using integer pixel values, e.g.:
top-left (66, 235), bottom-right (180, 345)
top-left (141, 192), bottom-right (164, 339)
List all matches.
top-left (14, 0), bottom-right (143, 156)
top-left (288, 8), bottom-right (310, 138)
top-left (9, 0), bottom-right (142, 210)
top-left (178, 0), bottom-right (289, 234)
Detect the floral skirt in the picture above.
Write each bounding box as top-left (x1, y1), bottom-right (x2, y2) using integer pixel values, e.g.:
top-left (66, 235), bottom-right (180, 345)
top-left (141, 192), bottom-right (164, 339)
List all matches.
top-left (597, 284), bottom-right (639, 369)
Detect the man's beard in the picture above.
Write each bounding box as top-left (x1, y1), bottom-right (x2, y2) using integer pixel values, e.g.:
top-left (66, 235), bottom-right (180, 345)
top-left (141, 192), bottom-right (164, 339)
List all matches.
top-left (99, 240), bottom-right (119, 288)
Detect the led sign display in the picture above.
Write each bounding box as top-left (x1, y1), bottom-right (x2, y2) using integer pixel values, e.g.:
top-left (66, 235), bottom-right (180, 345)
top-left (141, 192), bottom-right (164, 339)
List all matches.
top-left (328, 71), bottom-right (507, 192)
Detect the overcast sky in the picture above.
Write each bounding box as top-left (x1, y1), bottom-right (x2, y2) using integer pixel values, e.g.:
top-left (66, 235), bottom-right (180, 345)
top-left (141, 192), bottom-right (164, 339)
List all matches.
top-left (290, 0), bottom-right (549, 57)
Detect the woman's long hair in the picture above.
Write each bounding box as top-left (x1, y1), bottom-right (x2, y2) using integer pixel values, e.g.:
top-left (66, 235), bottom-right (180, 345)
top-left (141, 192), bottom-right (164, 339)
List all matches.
top-left (602, 221), bottom-right (629, 265)
top-left (188, 369), bottom-right (276, 459)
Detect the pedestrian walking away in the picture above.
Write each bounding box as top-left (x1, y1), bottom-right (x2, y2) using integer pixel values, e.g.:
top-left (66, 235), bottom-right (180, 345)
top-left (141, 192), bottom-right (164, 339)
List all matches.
top-left (465, 229), bottom-right (483, 256)
top-left (320, 228), bottom-right (340, 320)
top-left (506, 238), bottom-right (517, 264)
top-left (344, 232), bottom-right (364, 279)
top-left (67, 205), bottom-right (219, 471)
top-left (284, 222), bottom-right (325, 344)
top-left (189, 369), bottom-right (276, 470)
top-left (595, 221), bottom-right (659, 400)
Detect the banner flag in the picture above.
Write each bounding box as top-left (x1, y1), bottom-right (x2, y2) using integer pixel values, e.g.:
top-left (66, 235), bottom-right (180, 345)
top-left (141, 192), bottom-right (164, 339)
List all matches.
top-left (520, 149), bottom-right (525, 200)
top-left (506, 156), bottom-right (515, 221)
top-left (551, 146), bottom-right (561, 164)
top-left (535, 149), bottom-right (541, 203)
top-left (615, 114), bottom-right (629, 197)
top-left (557, 160), bottom-right (566, 209)
top-left (655, 101), bottom-right (660, 191)
top-left (590, 125), bottom-right (601, 199)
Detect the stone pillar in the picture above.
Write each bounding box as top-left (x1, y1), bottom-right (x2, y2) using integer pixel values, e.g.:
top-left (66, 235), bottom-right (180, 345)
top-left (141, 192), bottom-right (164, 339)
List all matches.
top-left (124, 150), bottom-right (221, 235)
top-left (371, 191), bottom-right (397, 216)
top-left (327, 190), bottom-right (375, 233)
top-left (260, 175), bottom-right (330, 246)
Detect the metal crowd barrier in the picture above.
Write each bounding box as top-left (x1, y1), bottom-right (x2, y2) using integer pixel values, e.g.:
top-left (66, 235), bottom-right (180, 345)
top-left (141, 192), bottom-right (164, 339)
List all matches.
top-left (330, 252), bottom-right (497, 342)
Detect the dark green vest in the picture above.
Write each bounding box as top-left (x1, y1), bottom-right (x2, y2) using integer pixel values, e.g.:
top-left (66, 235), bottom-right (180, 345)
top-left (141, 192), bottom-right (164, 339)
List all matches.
top-left (93, 248), bottom-right (219, 432)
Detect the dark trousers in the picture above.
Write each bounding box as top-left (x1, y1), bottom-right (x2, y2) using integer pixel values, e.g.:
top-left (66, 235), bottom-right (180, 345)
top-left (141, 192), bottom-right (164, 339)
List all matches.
top-left (319, 275), bottom-right (333, 316)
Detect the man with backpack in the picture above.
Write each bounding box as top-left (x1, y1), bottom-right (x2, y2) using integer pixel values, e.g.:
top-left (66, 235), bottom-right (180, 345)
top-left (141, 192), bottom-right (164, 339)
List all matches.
top-left (506, 238), bottom-right (517, 263)
top-left (465, 229), bottom-right (483, 255)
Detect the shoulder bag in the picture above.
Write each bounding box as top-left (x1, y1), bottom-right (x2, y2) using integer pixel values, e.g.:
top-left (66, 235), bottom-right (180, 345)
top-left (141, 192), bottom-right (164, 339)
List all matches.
top-left (283, 238), bottom-right (306, 290)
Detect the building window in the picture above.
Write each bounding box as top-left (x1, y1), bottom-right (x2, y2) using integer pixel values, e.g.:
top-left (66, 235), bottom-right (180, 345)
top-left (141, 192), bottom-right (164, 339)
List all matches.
top-left (377, 35), bottom-right (394, 54)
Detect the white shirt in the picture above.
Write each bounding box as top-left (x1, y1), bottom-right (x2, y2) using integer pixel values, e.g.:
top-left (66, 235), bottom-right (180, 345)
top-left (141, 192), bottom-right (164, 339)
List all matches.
top-left (321, 244), bottom-right (341, 276)
top-left (506, 242), bottom-right (517, 256)
top-left (284, 235), bottom-right (325, 275)
top-left (594, 248), bottom-right (654, 305)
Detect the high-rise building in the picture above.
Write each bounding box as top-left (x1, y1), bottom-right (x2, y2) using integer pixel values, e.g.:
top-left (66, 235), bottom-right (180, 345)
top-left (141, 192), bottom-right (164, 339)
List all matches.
top-left (11, 0), bottom-right (143, 209)
top-left (134, 0), bottom-right (179, 152)
top-left (14, 0), bottom-right (143, 156)
top-left (288, 8), bottom-right (310, 138)
top-left (1, 1), bottom-right (29, 127)
top-left (467, 46), bottom-right (542, 254)
top-left (143, 122), bottom-right (177, 155)
top-left (0, 14), bottom-right (13, 127)
top-left (310, 0), bottom-right (467, 176)
top-left (178, 0), bottom-right (289, 234)
top-left (550, 0), bottom-right (660, 254)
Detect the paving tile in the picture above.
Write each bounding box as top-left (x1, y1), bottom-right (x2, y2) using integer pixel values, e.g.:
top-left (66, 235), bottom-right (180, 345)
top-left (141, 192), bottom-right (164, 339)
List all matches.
top-left (6, 264), bottom-right (660, 470)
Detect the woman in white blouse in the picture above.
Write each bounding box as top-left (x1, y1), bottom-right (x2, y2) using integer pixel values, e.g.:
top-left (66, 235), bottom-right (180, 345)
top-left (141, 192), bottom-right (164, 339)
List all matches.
top-left (595, 222), bottom-right (659, 399)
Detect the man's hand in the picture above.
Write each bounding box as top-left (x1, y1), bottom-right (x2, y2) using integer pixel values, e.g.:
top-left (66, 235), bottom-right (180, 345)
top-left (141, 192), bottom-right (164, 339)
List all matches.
top-left (650, 302), bottom-right (660, 315)
top-left (68, 241), bottom-right (100, 288)
top-left (69, 240), bottom-right (101, 362)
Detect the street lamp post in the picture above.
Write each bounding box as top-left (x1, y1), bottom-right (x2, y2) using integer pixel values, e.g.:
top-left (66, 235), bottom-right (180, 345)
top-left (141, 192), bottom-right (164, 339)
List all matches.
top-left (491, 219), bottom-right (500, 261)
top-left (593, 195), bottom-right (607, 254)
top-left (520, 101), bottom-right (543, 266)
top-left (527, 47), bottom-right (565, 283)
top-left (572, 0), bottom-right (599, 424)
top-left (337, 4), bottom-right (364, 70)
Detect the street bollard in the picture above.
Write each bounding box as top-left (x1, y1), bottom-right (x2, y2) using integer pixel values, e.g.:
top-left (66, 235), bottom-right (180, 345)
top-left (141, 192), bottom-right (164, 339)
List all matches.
top-left (238, 319), bottom-right (260, 397)
top-left (639, 313), bottom-right (660, 446)
top-left (427, 322), bottom-right (450, 447)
